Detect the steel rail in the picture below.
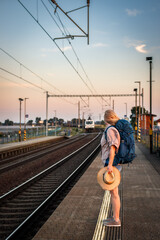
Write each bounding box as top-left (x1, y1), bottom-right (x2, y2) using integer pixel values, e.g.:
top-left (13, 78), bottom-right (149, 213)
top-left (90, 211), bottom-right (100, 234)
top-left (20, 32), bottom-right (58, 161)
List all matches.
top-left (0, 133), bottom-right (100, 201)
top-left (0, 134), bottom-right (87, 174)
top-left (1, 133), bottom-right (100, 240)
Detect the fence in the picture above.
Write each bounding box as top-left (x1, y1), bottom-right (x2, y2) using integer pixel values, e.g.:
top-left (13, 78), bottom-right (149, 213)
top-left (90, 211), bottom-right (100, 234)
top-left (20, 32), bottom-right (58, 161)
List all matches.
top-left (0, 126), bottom-right (63, 144)
top-left (141, 129), bottom-right (160, 154)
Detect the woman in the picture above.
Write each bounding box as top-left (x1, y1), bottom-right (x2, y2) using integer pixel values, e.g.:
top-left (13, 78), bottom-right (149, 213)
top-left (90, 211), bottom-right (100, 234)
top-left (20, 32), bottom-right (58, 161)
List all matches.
top-left (101, 109), bottom-right (122, 227)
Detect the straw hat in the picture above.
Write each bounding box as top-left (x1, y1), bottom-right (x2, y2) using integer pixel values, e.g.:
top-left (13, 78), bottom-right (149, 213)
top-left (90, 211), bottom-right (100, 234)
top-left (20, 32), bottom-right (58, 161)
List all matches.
top-left (97, 167), bottom-right (121, 191)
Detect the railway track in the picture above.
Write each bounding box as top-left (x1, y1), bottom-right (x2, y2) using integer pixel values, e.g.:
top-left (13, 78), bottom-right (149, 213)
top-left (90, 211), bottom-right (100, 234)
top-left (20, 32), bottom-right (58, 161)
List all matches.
top-left (0, 136), bottom-right (65, 160)
top-left (0, 133), bottom-right (101, 240)
top-left (0, 134), bottom-right (87, 174)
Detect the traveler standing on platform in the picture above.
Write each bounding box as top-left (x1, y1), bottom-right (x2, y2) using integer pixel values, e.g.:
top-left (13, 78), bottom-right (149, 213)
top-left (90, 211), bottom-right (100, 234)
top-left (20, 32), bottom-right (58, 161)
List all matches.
top-left (101, 109), bottom-right (121, 227)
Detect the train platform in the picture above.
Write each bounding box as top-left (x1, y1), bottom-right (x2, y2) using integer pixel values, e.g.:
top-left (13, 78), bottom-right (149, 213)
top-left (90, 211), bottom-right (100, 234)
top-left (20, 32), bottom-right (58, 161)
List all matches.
top-left (0, 136), bottom-right (63, 151)
top-left (0, 136), bottom-right (64, 160)
top-left (32, 142), bottom-right (160, 240)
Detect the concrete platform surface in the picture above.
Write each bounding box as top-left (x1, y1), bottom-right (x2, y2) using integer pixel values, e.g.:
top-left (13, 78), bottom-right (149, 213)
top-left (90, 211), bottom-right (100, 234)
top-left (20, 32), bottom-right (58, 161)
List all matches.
top-left (0, 136), bottom-right (62, 151)
top-left (32, 142), bottom-right (160, 240)
top-left (122, 143), bottom-right (160, 240)
top-left (33, 153), bottom-right (104, 240)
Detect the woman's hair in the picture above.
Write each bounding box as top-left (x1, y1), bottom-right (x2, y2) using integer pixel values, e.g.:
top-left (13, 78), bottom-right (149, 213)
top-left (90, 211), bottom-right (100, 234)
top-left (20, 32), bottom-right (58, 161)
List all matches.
top-left (104, 109), bottom-right (120, 125)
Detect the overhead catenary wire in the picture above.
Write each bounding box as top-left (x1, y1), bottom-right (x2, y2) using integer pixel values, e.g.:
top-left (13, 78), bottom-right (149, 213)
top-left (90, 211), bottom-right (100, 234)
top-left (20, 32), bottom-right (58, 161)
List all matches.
top-left (41, 0), bottom-right (102, 106)
top-left (0, 74), bottom-right (43, 93)
top-left (17, 0), bottom-right (96, 96)
top-left (0, 67), bottom-right (48, 92)
top-left (47, 0), bottom-right (98, 94)
top-left (0, 47), bottom-right (76, 105)
top-left (0, 47), bottom-right (64, 95)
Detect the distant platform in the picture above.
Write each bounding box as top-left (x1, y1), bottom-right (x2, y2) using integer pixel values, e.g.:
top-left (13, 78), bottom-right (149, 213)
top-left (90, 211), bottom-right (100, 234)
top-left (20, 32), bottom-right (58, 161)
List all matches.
top-left (0, 136), bottom-right (63, 151)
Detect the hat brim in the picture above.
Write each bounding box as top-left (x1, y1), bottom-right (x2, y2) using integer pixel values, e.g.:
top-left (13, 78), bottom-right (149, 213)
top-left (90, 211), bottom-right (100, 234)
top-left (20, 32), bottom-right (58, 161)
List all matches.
top-left (97, 166), bottom-right (121, 191)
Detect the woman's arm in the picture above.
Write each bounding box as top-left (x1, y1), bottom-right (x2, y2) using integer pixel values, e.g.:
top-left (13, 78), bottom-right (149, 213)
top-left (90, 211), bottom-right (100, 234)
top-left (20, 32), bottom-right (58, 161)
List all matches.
top-left (107, 145), bottom-right (116, 172)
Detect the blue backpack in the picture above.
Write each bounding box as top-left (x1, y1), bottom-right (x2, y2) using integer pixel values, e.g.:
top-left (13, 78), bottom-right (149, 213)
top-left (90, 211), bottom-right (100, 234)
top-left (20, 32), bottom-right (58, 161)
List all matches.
top-left (104, 119), bottom-right (136, 166)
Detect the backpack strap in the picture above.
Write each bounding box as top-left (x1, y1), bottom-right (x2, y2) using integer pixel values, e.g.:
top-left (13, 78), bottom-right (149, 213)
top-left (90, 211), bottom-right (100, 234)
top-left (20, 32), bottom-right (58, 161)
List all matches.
top-left (104, 125), bottom-right (114, 142)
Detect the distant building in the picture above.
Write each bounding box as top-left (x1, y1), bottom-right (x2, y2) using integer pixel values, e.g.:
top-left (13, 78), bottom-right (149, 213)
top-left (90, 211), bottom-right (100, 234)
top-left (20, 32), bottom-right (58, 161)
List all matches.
top-left (155, 118), bottom-right (160, 127)
top-left (141, 114), bottom-right (157, 130)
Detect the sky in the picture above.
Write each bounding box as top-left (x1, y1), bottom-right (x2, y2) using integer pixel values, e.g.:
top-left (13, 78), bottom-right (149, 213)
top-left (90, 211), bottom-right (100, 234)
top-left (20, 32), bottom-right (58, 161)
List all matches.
top-left (0, 0), bottom-right (160, 123)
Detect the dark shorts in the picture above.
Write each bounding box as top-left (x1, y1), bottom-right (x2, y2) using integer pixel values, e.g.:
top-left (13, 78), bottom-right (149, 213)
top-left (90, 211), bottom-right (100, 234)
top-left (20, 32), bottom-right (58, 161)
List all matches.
top-left (115, 165), bottom-right (122, 172)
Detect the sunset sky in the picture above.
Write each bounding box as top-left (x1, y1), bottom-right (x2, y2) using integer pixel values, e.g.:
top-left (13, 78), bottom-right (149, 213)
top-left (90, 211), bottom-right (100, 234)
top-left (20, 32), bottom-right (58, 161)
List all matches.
top-left (0, 0), bottom-right (160, 123)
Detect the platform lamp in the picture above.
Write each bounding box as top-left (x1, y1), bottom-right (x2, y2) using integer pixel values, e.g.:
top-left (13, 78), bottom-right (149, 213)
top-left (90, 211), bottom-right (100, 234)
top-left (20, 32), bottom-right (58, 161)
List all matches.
top-left (18, 98), bottom-right (23, 142)
top-left (134, 81), bottom-right (141, 142)
top-left (146, 57), bottom-right (153, 154)
top-left (133, 88), bottom-right (138, 140)
top-left (24, 98), bottom-right (29, 141)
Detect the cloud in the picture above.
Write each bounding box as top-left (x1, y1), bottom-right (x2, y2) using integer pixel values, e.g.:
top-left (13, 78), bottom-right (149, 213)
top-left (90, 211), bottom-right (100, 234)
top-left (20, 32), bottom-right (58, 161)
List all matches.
top-left (124, 37), bottom-right (148, 54)
top-left (125, 9), bottom-right (141, 16)
top-left (135, 44), bottom-right (147, 53)
top-left (91, 43), bottom-right (109, 48)
top-left (61, 46), bottom-right (72, 52)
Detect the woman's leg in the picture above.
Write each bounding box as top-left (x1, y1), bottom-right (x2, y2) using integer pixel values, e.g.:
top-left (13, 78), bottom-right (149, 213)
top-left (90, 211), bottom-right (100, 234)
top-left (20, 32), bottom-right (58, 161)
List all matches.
top-left (110, 186), bottom-right (120, 222)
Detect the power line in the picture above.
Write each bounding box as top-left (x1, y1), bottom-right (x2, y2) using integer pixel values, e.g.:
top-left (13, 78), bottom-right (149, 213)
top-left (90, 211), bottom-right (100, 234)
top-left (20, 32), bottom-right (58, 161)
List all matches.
top-left (39, 0), bottom-right (102, 107)
top-left (17, 0), bottom-right (96, 95)
top-left (0, 74), bottom-right (43, 93)
top-left (0, 47), bottom-right (65, 95)
top-left (46, 0), bottom-right (102, 108)
top-left (0, 67), bottom-right (47, 91)
top-left (0, 47), bottom-right (76, 105)
top-left (47, 0), bottom-right (97, 94)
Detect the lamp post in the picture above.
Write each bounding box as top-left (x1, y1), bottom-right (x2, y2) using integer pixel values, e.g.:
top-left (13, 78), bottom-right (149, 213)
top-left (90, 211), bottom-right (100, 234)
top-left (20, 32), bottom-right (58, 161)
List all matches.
top-left (146, 57), bottom-right (153, 153)
top-left (54, 110), bottom-right (57, 136)
top-left (46, 91), bottom-right (48, 136)
top-left (78, 101), bottom-right (80, 128)
top-left (24, 98), bottom-right (29, 141)
top-left (134, 81), bottom-right (141, 142)
top-left (18, 98), bottom-right (23, 142)
top-left (124, 102), bottom-right (127, 118)
top-left (134, 88), bottom-right (138, 140)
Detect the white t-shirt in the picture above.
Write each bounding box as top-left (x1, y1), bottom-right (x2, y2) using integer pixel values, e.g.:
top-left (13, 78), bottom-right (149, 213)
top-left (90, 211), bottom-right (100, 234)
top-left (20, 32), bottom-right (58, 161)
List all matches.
top-left (101, 125), bottom-right (120, 165)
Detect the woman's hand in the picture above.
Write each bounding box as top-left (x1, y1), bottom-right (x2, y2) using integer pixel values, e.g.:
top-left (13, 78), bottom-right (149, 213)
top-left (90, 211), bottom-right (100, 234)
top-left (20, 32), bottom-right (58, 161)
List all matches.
top-left (107, 165), bottom-right (113, 173)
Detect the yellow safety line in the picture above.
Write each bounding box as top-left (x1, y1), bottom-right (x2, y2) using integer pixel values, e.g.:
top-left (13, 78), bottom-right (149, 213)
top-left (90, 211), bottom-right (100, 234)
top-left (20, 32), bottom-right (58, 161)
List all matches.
top-left (92, 190), bottom-right (111, 240)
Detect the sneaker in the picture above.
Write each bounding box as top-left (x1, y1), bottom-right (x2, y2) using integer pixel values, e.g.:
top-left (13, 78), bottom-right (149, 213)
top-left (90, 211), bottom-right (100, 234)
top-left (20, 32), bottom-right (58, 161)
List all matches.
top-left (103, 219), bottom-right (121, 227)
top-left (102, 217), bottom-right (114, 224)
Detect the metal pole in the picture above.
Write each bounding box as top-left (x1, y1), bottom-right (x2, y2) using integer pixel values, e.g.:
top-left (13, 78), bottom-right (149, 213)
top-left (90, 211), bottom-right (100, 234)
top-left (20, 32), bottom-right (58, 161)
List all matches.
top-left (146, 57), bottom-right (153, 153)
top-left (54, 110), bottom-right (57, 136)
top-left (141, 88), bottom-right (144, 130)
top-left (124, 103), bottom-right (127, 117)
top-left (135, 81), bottom-right (141, 141)
top-left (112, 99), bottom-right (114, 111)
top-left (87, 0), bottom-right (90, 44)
top-left (149, 60), bottom-right (153, 153)
top-left (20, 100), bottom-right (22, 142)
top-left (134, 88), bottom-right (138, 140)
top-left (138, 82), bottom-right (141, 142)
top-left (142, 88), bottom-right (144, 114)
top-left (24, 98), bottom-right (29, 141)
top-left (46, 91), bottom-right (48, 136)
top-left (18, 98), bottom-right (23, 142)
top-left (82, 112), bottom-right (84, 129)
top-left (78, 101), bottom-right (80, 128)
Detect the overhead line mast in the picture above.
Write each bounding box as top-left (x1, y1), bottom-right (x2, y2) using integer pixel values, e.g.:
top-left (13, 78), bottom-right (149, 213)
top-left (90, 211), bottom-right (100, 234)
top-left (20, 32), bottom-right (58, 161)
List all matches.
top-left (48, 94), bottom-right (142, 98)
top-left (50, 0), bottom-right (90, 44)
